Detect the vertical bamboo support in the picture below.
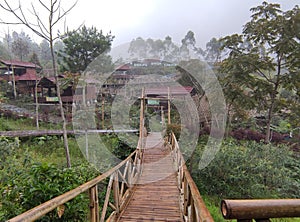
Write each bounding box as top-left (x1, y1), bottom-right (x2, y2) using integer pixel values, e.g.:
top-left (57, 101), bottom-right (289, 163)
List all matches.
top-left (190, 198), bottom-right (196, 222)
top-left (89, 185), bottom-right (99, 222)
top-left (161, 106), bottom-right (165, 127)
top-left (113, 172), bottom-right (120, 214)
top-left (183, 177), bottom-right (189, 216)
top-left (100, 175), bottom-right (114, 222)
top-left (101, 93), bottom-right (105, 129)
top-left (168, 87), bottom-right (171, 125)
top-left (128, 161), bottom-right (132, 187)
top-left (85, 129), bottom-right (89, 160)
top-left (139, 88), bottom-right (145, 149)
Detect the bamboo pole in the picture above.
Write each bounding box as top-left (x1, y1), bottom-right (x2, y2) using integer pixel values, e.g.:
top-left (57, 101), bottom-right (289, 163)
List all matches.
top-left (101, 92), bottom-right (105, 129)
top-left (89, 185), bottom-right (99, 222)
top-left (168, 87), bottom-right (171, 124)
top-left (221, 199), bottom-right (300, 220)
top-left (139, 88), bottom-right (145, 149)
top-left (100, 175), bottom-right (114, 222)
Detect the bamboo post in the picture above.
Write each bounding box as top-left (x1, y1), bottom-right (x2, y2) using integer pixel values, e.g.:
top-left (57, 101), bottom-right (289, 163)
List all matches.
top-left (85, 129), bottom-right (89, 159)
top-left (101, 92), bottom-right (105, 129)
top-left (100, 175), bottom-right (114, 222)
top-left (161, 106), bottom-right (165, 127)
top-left (89, 185), bottom-right (99, 222)
top-left (168, 87), bottom-right (171, 125)
top-left (139, 88), bottom-right (145, 149)
top-left (113, 172), bottom-right (120, 214)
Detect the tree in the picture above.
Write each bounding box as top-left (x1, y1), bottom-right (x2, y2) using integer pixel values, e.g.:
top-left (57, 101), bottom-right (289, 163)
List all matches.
top-left (59, 25), bottom-right (114, 73)
top-left (11, 32), bottom-right (30, 61)
top-left (205, 37), bottom-right (222, 64)
top-left (180, 30), bottom-right (203, 60)
top-left (219, 2), bottom-right (300, 142)
top-left (29, 52), bottom-right (41, 68)
top-left (0, 0), bottom-right (77, 167)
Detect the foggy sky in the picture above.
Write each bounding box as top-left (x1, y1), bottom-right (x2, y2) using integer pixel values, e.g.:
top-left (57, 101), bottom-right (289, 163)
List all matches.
top-left (0, 0), bottom-right (299, 49)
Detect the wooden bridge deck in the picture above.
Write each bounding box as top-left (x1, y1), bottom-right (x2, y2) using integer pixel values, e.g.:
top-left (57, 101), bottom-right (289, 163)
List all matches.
top-left (117, 132), bottom-right (183, 222)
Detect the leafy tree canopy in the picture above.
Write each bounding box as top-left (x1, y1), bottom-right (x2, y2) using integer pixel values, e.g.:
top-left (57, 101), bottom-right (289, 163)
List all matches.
top-left (59, 25), bottom-right (114, 73)
top-left (219, 2), bottom-right (300, 141)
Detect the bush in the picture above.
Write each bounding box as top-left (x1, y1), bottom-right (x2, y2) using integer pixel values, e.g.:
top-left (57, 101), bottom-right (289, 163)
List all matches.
top-left (166, 123), bottom-right (181, 139)
top-left (193, 139), bottom-right (300, 199)
top-left (1, 162), bottom-right (98, 221)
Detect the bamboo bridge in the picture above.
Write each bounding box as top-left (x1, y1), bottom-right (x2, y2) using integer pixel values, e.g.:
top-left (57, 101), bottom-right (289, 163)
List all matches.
top-left (7, 128), bottom-right (214, 221)
top-left (6, 91), bottom-right (300, 222)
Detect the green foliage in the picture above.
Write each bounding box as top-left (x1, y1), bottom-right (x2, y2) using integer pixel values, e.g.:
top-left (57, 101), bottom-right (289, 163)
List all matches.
top-left (1, 162), bottom-right (98, 221)
top-left (219, 2), bottom-right (300, 141)
top-left (193, 138), bottom-right (300, 199)
top-left (59, 25), bottom-right (114, 73)
top-left (166, 123), bottom-right (181, 139)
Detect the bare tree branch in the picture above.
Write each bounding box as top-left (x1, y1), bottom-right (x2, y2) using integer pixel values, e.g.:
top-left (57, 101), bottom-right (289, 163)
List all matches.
top-left (30, 3), bottom-right (50, 38)
top-left (38, 0), bottom-right (50, 12)
top-left (52, 0), bottom-right (77, 27)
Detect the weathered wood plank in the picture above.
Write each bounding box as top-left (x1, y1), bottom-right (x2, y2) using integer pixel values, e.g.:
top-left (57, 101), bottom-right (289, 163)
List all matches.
top-left (117, 132), bottom-right (183, 222)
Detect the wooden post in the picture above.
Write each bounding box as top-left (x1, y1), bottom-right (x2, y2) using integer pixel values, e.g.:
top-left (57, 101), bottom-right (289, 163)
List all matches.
top-left (139, 88), bottom-right (145, 149)
top-left (101, 92), bottom-right (105, 129)
top-left (161, 106), bottom-right (165, 127)
top-left (85, 129), bottom-right (89, 160)
top-left (89, 185), bottom-right (99, 222)
top-left (113, 172), bottom-right (120, 214)
top-left (100, 175), bottom-right (114, 222)
top-left (221, 199), bottom-right (300, 220)
top-left (168, 87), bottom-right (171, 125)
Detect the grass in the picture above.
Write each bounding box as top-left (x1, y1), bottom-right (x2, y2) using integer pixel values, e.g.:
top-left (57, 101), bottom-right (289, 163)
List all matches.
top-left (0, 116), bottom-right (63, 131)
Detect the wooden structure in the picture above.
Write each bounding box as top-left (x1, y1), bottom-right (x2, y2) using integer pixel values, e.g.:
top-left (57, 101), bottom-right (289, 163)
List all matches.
top-left (118, 132), bottom-right (183, 221)
top-left (221, 199), bottom-right (300, 221)
top-left (6, 90), bottom-right (298, 222)
top-left (7, 94), bottom-right (213, 222)
top-left (7, 130), bottom-right (213, 222)
top-left (0, 59), bottom-right (41, 95)
top-left (37, 76), bottom-right (97, 104)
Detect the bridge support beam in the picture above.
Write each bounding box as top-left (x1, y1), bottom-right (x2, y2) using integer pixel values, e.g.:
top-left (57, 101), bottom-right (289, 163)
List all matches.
top-left (89, 185), bottom-right (99, 222)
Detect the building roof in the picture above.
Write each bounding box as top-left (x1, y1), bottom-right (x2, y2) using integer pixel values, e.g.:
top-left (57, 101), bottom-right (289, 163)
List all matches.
top-left (0, 59), bottom-right (41, 69)
top-left (15, 69), bottom-right (39, 81)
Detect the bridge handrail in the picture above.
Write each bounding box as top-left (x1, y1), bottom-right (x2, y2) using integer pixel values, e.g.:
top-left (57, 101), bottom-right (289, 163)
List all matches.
top-left (168, 132), bottom-right (214, 222)
top-left (7, 147), bottom-right (144, 222)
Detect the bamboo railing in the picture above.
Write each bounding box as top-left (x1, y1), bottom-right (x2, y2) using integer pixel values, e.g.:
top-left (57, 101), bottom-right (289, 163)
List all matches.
top-left (167, 132), bottom-right (214, 222)
top-left (7, 144), bottom-right (144, 222)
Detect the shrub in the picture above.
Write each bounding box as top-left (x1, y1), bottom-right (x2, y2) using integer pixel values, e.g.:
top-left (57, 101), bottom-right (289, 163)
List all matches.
top-left (193, 139), bottom-right (300, 199)
top-left (1, 162), bottom-right (98, 221)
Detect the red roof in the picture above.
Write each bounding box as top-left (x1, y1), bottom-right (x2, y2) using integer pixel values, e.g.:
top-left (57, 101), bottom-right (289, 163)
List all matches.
top-left (0, 59), bottom-right (41, 69)
top-left (15, 69), bottom-right (39, 81)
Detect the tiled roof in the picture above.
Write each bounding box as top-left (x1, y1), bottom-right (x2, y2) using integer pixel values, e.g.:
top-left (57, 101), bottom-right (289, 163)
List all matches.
top-left (0, 59), bottom-right (41, 69)
top-left (15, 69), bottom-right (39, 81)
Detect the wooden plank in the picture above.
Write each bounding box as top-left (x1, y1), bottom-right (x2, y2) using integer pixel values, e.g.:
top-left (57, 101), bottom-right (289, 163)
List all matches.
top-left (117, 132), bottom-right (183, 222)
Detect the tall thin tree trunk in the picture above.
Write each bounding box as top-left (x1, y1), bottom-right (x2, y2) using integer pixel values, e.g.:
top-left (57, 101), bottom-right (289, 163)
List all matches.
top-left (49, 33), bottom-right (71, 168)
top-left (35, 78), bottom-right (40, 130)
